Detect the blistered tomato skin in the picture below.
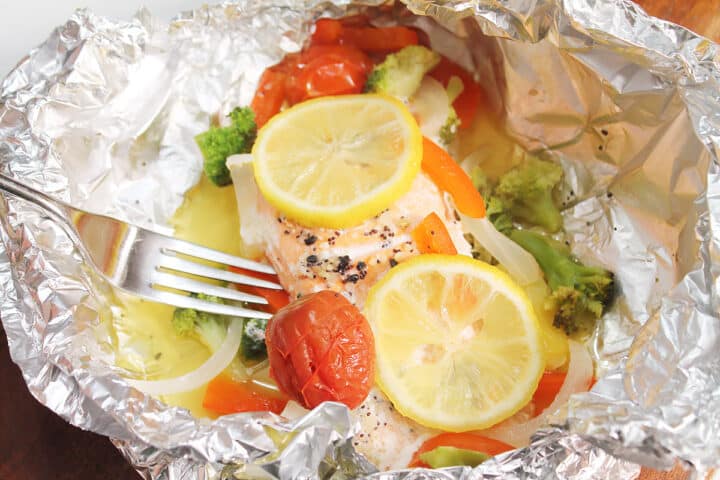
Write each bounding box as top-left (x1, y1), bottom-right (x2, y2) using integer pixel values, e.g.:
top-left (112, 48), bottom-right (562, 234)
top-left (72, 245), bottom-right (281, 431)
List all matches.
top-left (266, 290), bottom-right (375, 409)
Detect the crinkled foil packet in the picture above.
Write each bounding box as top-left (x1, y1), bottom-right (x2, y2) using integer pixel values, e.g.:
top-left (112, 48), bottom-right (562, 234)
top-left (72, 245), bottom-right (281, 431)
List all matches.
top-left (0, 0), bottom-right (718, 478)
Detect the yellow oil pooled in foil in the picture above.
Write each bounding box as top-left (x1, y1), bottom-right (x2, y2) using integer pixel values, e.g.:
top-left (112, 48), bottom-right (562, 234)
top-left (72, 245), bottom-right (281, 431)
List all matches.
top-left (103, 175), bottom-right (247, 419)
top-left (169, 175), bottom-right (243, 256)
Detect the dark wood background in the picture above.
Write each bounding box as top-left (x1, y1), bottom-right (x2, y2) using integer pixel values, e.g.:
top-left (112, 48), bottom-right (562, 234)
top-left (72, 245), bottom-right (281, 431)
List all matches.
top-left (1, 1), bottom-right (718, 478)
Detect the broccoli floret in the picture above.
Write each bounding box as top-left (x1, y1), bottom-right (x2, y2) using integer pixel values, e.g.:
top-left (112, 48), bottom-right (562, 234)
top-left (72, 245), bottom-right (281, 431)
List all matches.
top-left (495, 157), bottom-right (564, 232)
top-left (469, 166), bottom-right (491, 198)
top-left (439, 106), bottom-right (460, 146)
top-left (468, 167), bottom-right (513, 235)
top-left (485, 196), bottom-right (513, 235)
top-left (509, 229), bottom-right (615, 335)
top-left (241, 318), bottom-right (268, 361)
top-left (364, 45), bottom-right (440, 98)
top-left (195, 107), bottom-right (257, 186)
top-left (172, 294), bottom-right (229, 352)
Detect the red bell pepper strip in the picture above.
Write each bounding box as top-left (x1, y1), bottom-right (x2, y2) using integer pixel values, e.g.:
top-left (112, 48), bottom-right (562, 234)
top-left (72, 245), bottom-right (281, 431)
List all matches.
top-left (339, 26), bottom-right (419, 52)
top-left (229, 266), bottom-right (291, 314)
top-left (311, 18), bottom-right (344, 45)
top-left (430, 56), bottom-right (485, 129)
top-left (409, 433), bottom-right (514, 468)
top-left (531, 371), bottom-right (566, 416)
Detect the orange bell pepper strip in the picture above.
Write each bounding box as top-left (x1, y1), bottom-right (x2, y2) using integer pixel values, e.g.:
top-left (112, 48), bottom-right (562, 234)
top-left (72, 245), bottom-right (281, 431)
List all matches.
top-left (251, 69), bottom-right (287, 128)
top-left (229, 266), bottom-right (291, 314)
top-left (411, 212), bottom-right (458, 255)
top-left (203, 375), bottom-right (288, 415)
top-left (339, 26), bottom-right (418, 52)
top-left (421, 137), bottom-right (486, 218)
top-left (408, 433), bottom-right (514, 468)
top-left (430, 56), bottom-right (485, 129)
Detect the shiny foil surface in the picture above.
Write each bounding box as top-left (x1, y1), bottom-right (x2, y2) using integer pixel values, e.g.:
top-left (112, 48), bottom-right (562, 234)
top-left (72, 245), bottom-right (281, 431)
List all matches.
top-left (0, 0), bottom-right (718, 478)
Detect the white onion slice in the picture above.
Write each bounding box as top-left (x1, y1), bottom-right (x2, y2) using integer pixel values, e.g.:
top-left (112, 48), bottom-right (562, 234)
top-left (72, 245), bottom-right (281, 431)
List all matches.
top-left (460, 213), bottom-right (542, 285)
top-left (481, 340), bottom-right (593, 447)
top-left (409, 76), bottom-right (451, 143)
top-left (125, 320), bottom-right (244, 396)
top-left (227, 153), bottom-right (267, 259)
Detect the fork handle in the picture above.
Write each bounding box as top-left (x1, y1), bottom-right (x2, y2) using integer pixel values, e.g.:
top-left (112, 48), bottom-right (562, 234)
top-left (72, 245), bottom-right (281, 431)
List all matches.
top-left (0, 173), bottom-right (71, 224)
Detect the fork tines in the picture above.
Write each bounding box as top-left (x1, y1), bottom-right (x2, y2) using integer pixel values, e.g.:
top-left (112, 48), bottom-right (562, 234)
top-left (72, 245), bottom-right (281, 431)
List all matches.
top-left (151, 240), bottom-right (283, 320)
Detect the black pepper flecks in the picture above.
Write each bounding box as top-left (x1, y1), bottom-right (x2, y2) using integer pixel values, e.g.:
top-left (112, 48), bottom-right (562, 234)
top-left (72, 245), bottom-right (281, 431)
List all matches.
top-left (336, 255), bottom-right (351, 273)
top-left (304, 234), bottom-right (317, 246)
top-left (306, 254), bottom-right (319, 266)
top-left (389, 258), bottom-right (398, 267)
top-left (356, 261), bottom-right (368, 279)
top-left (343, 274), bottom-right (360, 284)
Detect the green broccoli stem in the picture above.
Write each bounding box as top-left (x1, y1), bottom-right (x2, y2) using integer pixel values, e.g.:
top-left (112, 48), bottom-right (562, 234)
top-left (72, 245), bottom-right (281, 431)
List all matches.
top-left (509, 230), bottom-right (580, 289)
top-left (510, 194), bottom-right (563, 233)
top-left (509, 229), bottom-right (614, 335)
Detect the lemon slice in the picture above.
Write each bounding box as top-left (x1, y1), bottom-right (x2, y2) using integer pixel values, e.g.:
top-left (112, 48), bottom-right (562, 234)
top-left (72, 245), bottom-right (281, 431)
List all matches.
top-left (252, 94), bottom-right (422, 228)
top-left (363, 254), bottom-right (544, 431)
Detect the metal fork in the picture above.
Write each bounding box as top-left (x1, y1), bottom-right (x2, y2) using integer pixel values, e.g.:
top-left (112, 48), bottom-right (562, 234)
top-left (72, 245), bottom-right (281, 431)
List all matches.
top-left (0, 173), bottom-right (279, 320)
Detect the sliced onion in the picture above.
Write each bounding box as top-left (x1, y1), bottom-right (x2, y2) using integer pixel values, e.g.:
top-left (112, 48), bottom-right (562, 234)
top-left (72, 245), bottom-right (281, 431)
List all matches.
top-left (125, 320), bottom-right (244, 396)
top-left (409, 76), bottom-right (451, 143)
top-left (481, 340), bottom-right (593, 447)
top-left (460, 214), bottom-right (542, 286)
top-left (227, 153), bottom-right (266, 259)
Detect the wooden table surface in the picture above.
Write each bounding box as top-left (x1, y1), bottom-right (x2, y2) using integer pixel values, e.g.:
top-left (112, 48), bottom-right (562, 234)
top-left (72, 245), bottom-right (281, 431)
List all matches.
top-left (0, 1), bottom-right (718, 479)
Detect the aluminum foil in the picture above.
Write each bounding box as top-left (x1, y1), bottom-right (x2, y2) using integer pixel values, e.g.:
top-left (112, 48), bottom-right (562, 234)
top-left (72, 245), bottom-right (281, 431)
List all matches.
top-left (0, 0), bottom-right (718, 478)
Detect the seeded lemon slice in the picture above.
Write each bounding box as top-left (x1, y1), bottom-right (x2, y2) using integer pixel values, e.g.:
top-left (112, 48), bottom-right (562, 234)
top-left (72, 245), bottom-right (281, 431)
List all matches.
top-left (252, 94), bottom-right (422, 228)
top-left (363, 255), bottom-right (544, 431)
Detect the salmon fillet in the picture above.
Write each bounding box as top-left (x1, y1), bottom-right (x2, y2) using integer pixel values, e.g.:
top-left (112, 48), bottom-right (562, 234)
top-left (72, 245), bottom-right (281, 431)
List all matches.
top-left (229, 158), bottom-right (472, 470)
top-left (257, 172), bottom-right (471, 307)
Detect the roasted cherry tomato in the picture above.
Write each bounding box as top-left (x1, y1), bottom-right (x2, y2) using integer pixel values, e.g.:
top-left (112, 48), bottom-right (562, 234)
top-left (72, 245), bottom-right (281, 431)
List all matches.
top-left (287, 45), bottom-right (372, 103)
top-left (265, 290), bottom-right (375, 409)
top-left (251, 68), bottom-right (288, 128)
top-left (408, 433), bottom-right (514, 468)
